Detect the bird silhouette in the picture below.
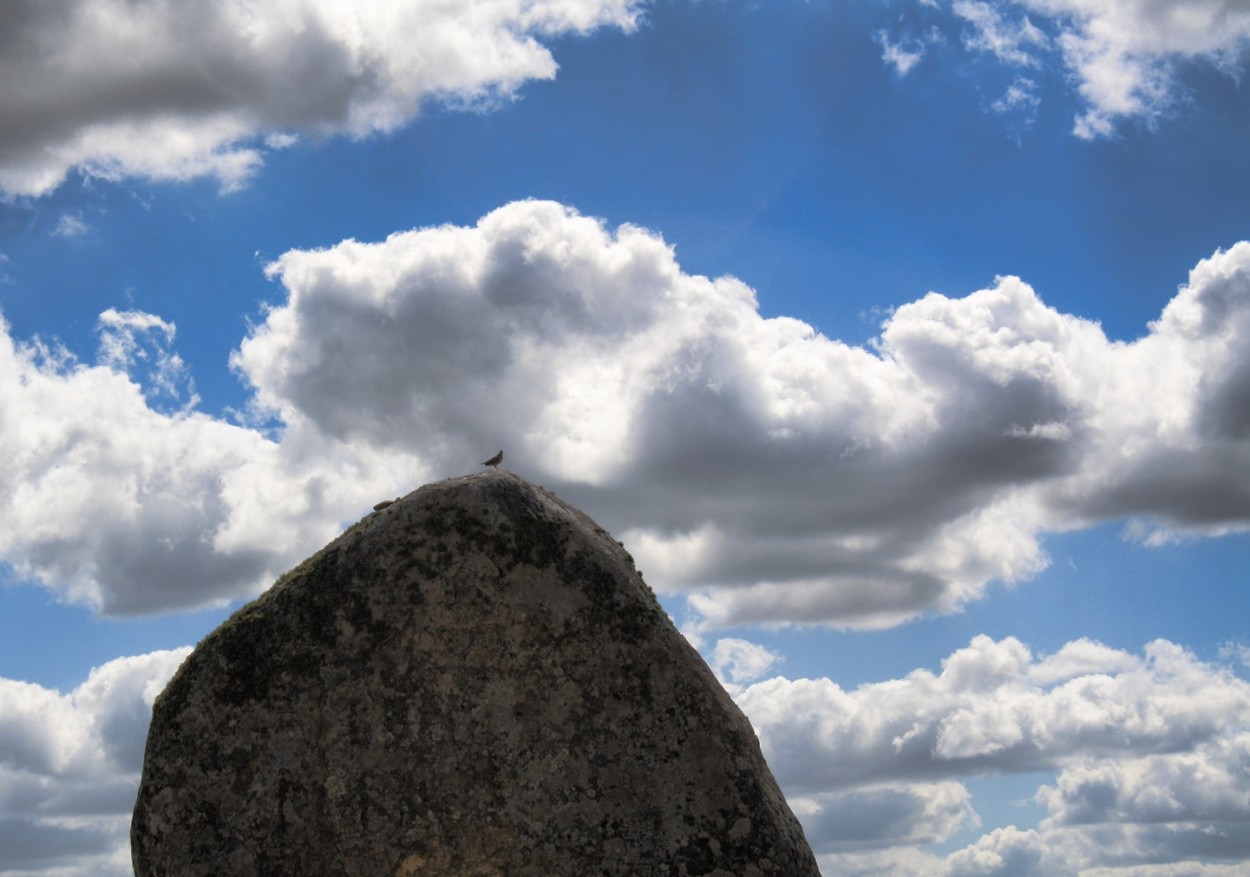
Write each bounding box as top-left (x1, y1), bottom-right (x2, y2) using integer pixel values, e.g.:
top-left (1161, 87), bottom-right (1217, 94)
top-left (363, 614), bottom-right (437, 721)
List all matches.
top-left (483, 450), bottom-right (503, 469)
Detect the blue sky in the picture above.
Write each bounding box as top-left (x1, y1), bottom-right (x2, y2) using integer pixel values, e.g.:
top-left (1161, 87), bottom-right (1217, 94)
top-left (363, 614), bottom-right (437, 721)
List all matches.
top-left (1, 1), bottom-right (1249, 874)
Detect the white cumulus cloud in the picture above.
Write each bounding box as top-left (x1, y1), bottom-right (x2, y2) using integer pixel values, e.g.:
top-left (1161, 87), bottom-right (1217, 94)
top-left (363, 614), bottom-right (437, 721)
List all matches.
top-left (738, 636), bottom-right (1250, 792)
top-left (0, 649), bottom-right (188, 877)
top-left (0, 309), bottom-right (420, 614)
top-left (3, 201), bottom-right (1250, 628)
top-left (232, 202), bottom-right (1250, 630)
top-left (734, 637), bottom-right (1250, 875)
top-left (794, 781), bottom-right (979, 853)
top-left (709, 637), bottom-right (784, 692)
top-left (1039, 734), bottom-right (1250, 853)
top-left (0, 0), bottom-right (642, 197)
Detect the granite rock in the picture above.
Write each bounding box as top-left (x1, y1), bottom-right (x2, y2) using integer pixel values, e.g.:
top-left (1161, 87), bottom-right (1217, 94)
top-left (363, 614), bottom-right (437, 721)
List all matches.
top-left (132, 470), bottom-right (820, 876)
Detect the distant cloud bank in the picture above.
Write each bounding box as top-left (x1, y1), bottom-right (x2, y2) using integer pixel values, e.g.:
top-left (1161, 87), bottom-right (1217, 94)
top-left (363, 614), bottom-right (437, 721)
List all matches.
top-left (743, 636), bottom-right (1250, 875)
top-left (2, 200), bottom-right (1249, 627)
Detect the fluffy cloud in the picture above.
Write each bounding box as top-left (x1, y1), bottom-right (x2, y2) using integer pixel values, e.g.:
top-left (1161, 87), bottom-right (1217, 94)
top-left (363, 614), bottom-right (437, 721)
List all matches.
top-left (941, 826), bottom-right (1056, 876)
top-left (0, 649), bottom-right (188, 877)
top-left (4, 200), bottom-right (1250, 626)
top-left (708, 637), bottom-right (784, 693)
top-left (0, 309), bottom-right (418, 614)
top-left (795, 781), bottom-right (979, 853)
top-left (1039, 734), bottom-right (1250, 859)
top-left (0, 0), bottom-right (641, 197)
top-left (236, 201), bottom-right (1250, 629)
top-left (733, 637), bottom-right (1250, 875)
top-left (738, 636), bottom-right (1250, 792)
top-left (932, 825), bottom-right (1250, 877)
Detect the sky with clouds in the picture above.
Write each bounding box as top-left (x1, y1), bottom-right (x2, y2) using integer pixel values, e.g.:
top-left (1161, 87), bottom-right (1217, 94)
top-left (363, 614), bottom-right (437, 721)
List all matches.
top-left (0, 0), bottom-right (1248, 874)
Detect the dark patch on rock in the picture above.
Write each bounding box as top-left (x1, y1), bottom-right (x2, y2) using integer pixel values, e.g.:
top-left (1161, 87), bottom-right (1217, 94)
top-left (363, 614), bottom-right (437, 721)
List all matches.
top-left (132, 470), bottom-right (819, 876)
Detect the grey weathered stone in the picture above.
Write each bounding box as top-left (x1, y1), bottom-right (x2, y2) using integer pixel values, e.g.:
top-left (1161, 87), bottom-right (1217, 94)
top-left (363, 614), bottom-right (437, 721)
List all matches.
top-left (132, 470), bottom-right (820, 876)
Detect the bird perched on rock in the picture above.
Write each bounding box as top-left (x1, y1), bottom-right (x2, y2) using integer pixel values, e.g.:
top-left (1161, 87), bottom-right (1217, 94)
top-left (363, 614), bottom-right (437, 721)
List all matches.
top-left (483, 450), bottom-right (503, 469)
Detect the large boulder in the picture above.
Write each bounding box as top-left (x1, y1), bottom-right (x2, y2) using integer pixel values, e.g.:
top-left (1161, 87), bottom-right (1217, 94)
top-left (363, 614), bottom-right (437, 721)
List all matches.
top-left (132, 470), bottom-right (820, 876)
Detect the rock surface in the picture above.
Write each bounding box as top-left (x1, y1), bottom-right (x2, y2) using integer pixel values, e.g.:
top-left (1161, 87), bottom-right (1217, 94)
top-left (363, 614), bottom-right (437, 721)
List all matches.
top-left (132, 470), bottom-right (820, 876)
